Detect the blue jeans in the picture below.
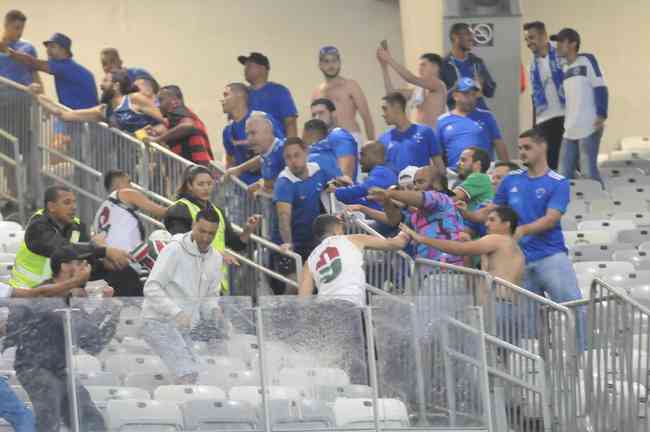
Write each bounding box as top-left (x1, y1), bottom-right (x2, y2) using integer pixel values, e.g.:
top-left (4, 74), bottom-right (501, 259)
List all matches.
top-left (524, 252), bottom-right (586, 352)
top-left (0, 377), bottom-right (35, 432)
top-left (559, 128), bottom-right (604, 184)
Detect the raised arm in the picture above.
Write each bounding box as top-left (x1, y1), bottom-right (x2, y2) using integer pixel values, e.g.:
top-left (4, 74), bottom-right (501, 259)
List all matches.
top-left (131, 93), bottom-right (165, 123)
top-left (156, 117), bottom-right (198, 143)
top-left (119, 189), bottom-right (168, 219)
top-left (348, 233), bottom-right (409, 251)
top-left (349, 80), bottom-right (375, 140)
top-left (5, 48), bottom-right (50, 73)
top-left (385, 55), bottom-right (445, 93)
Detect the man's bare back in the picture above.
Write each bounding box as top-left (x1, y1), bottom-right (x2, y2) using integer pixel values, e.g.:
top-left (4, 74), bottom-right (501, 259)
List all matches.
top-left (312, 77), bottom-right (366, 135)
top-left (412, 84), bottom-right (447, 128)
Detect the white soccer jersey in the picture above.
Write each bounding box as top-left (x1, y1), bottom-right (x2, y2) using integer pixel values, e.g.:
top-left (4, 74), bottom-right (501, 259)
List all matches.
top-left (93, 191), bottom-right (144, 251)
top-left (307, 235), bottom-right (366, 306)
top-left (562, 54), bottom-right (607, 140)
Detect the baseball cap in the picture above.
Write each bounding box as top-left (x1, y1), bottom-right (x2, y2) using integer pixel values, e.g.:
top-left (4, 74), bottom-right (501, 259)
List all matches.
top-left (319, 46), bottom-right (340, 60)
top-left (550, 28), bottom-right (580, 45)
top-left (398, 166), bottom-right (419, 187)
top-left (237, 52), bottom-right (270, 70)
top-left (455, 77), bottom-right (480, 93)
top-left (43, 32), bottom-right (73, 56)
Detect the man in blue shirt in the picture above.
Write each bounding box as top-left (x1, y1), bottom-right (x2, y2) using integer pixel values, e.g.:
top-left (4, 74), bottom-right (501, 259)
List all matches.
top-left (329, 141), bottom-right (396, 210)
top-left (436, 78), bottom-right (508, 170)
top-left (238, 52), bottom-right (298, 137)
top-left (274, 138), bottom-right (336, 252)
top-left (378, 92), bottom-right (445, 176)
top-left (227, 112), bottom-right (285, 194)
top-left (488, 128), bottom-right (585, 350)
top-left (0, 10), bottom-right (42, 86)
top-left (1, 32), bottom-right (97, 109)
top-left (310, 98), bottom-right (359, 179)
top-left (440, 22), bottom-right (496, 110)
top-left (100, 47), bottom-right (156, 85)
top-left (221, 82), bottom-right (284, 185)
top-left (302, 119), bottom-right (345, 180)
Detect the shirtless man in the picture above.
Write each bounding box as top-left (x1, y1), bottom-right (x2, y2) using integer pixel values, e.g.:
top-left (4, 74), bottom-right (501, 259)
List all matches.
top-left (311, 46), bottom-right (375, 144)
top-left (376, 42), bottom-right (447, 128)
top-left (399, 205), bottom-right (525, 288)
top-left (299, 214), bottom-right (405, 306)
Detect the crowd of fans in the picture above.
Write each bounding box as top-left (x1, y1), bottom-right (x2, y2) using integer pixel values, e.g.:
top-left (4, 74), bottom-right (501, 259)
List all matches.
top-left (0, 8), bottom-right (610, 431)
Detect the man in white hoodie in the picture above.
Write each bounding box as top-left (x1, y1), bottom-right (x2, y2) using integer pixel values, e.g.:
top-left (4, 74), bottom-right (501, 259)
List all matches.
top-left (142, 207), bottom-right (224, 384)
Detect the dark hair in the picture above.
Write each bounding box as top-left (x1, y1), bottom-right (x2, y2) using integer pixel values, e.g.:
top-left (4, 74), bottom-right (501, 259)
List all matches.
top-left (196, 207), bottom-right (220, 225)
top-left (519, 128), bottom-right (547, 145)
top-left (312, 214), bottom-right (341, 241)
top-left (490, 206), bottom-right (519, 234)
top-left (303, 119), bottom-right (329, 139)
top-left (44, 185), bottom-right (71, 208)
top-left (159, 85), bottom-right (184, 101)
top-left (495, 160), bottom-right (521, 171)
top-left (420, 53), bottom-right (443, 68)
top-left (523, 21), bottom-right (546, 33)
top-left (176, 165), bottom-right (212, 198)
top-left (310, 98), bottom-right (336, 112)
top-left (103, 169), bottom-right (128, 192)
top-left (283, 137), bottom-right (307, 152)
top-left (449, 22), bottom-right (470, 40)
top-left (382, 92), bottom-right (407, 112)
top-left (134, 75), bottom-right (160, 94)
top-left (5, 10), bottom-right (26, 23)
top-left (466, 146), bottom-right (490, 173)
top-left (109, 68), bottom-right (135, 95)
top-left (100, 47), bottom-right (120, 63)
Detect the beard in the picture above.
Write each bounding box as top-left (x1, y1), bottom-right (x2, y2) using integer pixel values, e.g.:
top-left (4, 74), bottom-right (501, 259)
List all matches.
top-left (322, 66), bottom-right (341, 79)
top-left (100, 87), bottom-right (115, 105)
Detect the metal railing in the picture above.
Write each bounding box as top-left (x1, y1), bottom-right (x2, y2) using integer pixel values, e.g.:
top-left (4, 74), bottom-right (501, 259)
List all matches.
top-left (410, 258), bottom-right (578, 432)
top-left (0, 128), bottom-right (26, 223)
top-left (564, 278), bottom-right (650, 432)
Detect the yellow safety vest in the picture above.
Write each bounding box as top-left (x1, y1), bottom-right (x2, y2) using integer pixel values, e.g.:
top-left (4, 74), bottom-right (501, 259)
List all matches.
top-left (10, 210), bottom-right (81, 289)
top-left (175, 199), bottom-right (228, 294)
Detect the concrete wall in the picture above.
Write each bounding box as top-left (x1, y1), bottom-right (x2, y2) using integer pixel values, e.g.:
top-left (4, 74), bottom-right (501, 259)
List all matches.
top-left (6, 0), bottom-right (404, 157)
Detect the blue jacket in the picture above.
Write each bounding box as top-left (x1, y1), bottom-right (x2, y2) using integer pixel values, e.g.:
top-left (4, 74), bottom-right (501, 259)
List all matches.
top-left (441, 52), bottom-right (496, 110)
top-left (335, 165), bottom-right (397, 210)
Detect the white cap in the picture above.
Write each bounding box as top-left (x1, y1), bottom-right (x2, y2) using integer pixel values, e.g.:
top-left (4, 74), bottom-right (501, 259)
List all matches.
top-left (398, 166), bottom-right (419, 187)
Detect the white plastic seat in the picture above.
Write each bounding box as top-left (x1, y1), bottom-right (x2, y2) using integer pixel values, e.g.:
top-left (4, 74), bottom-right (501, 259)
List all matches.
top-left (617, 228), bottom-right (650, 247)
top-left (630, 284), bottom-right (650, 308)
top-left (562, 212), bottom-right (602, 231)
top-left (267, 399), bottom-right (336, 430)
top-left (611, 212), bottom-right (650, 228)
top-left (611, 249), bottom-right (650, 268)
top-left (564, 230), bottom-right (616, 248)
top-left (574, 261), bottom-right (636, 295)
top-left (198, 369), bottom-right (260, 390)
top-left (105, 399), bottom-right (183, 431)
top-left (153, 385), bottom-right (226, 402)
top-left (73, 354), bottom-right (102, 373)
top-left (0, 221), bottom-right (22, 232)
top-left (115, 311), bottom-right (143, 340)
top-left (104, 354), bottom-right (166, 379)
top-left (605, 175), bottom-right (650, 191)
top-left (77, 371), bottom-right (120, 387)
top-left (0, 370), bottom-right (17, 385)
top-left (589, 199), bottom-right (647, 216)
top-left (333, 398), bottom-right (409, 428)
top-left (123, 372), bottom-right (173, 395)
top-left (570, 179), bottom-right (606, 200)
top-left (577, 219), bottom-right (636, 234)
top-left (182, 399), bottom-right (259, 430)
top-left (87, 386), bottom-right (150, 409)
top-left (199, 355), bottom-right (247, 373)
top-left (119, 337), bottom-right (153, 355)
top-left (570, 243), bottom-right (618, 262)
top-left (0, 230), bottom-right (23, 253)
top-left (274, 368), bottom-right (350, 397)
top-left (229, 386), bottom-right (301, 407)
top-left (227, 334), bottom-right (259, 364)
top-left (315, 384), bottom-right (373, 403)
top-left (602, 271), bottom-right (650, 290)
top-left (2, 347), bottom-right (16, 361)
top-left (600, 165), bottom-right (646, 178)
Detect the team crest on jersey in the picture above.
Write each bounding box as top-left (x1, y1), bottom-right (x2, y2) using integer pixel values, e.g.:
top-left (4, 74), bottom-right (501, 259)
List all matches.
top-left (316, 246), bottom-right (342, 284)
top-left (536, 188), bottom-right (547, 199)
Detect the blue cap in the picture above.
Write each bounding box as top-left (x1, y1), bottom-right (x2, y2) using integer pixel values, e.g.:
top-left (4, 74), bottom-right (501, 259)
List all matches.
top-left (43, 33), bottom-right (73, 55)
top-left (455, 77), bottom-right (480, 93)
top-left (319, 46), bottom-right (340, 60)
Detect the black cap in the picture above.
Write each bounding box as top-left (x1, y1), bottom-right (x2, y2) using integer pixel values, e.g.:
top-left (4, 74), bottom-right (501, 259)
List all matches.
top-left (43, 32), bottom-right (73, 56)
top-left (237, 52), bottom-right (270, 70)
top-left (550, 28), bottom-right (580, 45)
top-left (50, 246), bottom-right (92, 269)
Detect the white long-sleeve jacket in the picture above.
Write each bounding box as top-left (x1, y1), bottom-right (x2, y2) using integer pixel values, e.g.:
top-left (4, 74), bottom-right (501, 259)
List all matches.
top-left (142, 232), bottom-right (223, 323)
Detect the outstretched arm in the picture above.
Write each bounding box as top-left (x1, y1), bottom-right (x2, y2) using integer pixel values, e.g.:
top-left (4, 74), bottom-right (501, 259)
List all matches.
top-left (298, 263), bottom-right (315, 298)
top-left (4, 47), bottom-right (50, 73)
top-left (348, 233), bottom-right (409, 251)
top-left (400, 223), bottom-right (498, 256)
top-left (131, 93), bottom-right (165, 123)
top-left (119, 189), bottom-right (168, 219)
top-left (385, 55), bottom-right (445, 93)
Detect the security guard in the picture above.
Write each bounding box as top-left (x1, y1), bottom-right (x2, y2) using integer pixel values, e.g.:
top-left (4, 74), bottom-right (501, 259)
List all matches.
top-left (10, 185), bottom-right (131, 289)
top-left (164, 165), bottom-right (261, 294)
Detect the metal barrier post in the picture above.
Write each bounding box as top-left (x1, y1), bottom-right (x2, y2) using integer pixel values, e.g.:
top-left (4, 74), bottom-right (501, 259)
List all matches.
top-left (363, 305), bottom-right (382, 432)
top-left (57, 307), bottom-right (81, 432)
top-left (255, 306), bottom-right (273, 432)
